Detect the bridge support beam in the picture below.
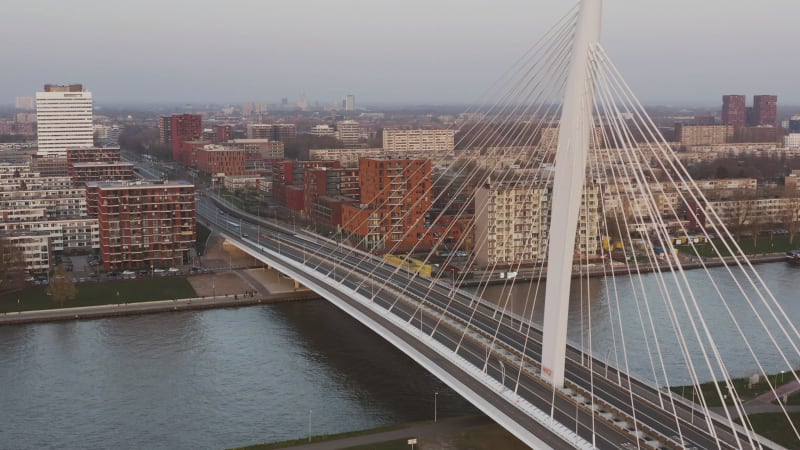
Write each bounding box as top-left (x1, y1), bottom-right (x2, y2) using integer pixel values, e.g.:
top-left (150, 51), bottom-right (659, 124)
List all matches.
top-left (541, 0), bottom-right (601, 388)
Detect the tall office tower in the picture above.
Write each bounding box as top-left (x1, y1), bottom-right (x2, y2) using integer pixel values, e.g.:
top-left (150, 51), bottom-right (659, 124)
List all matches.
top-left (344, 94), bottom-right (355, 111)
top-left (36, 84), bottom-right (94, 157)
top-left (721, 95), bottom-right (746, 127)
top-left (751, 95), bottom-right (777, 126)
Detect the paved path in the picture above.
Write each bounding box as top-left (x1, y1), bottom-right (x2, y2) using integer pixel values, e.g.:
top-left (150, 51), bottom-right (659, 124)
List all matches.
top-left (276, 416), bottom-right (493, 450)
top-left (710, 378), bottom-right (800, 419)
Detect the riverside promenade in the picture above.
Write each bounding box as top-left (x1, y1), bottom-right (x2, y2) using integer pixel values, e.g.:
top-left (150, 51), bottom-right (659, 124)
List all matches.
top-left (0, 265), bottom-right (319, 326)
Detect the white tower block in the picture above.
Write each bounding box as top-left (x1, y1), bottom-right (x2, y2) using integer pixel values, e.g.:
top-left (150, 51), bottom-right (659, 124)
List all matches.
top-left (541, 0), bottom-right (602, 387)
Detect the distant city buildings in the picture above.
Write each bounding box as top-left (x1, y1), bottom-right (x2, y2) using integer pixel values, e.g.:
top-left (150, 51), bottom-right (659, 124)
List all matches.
top-left (721, 95), bottom-right (746, 127)
top-left (15, 96), bottom-right (34, 110)
top-left (751, 95), bottom-right (777, 126)
top-left (344, 94), bottom-right (355, 111)
top-left (246, 123), bottom-right (296, 141)
top-left (36, 84), bottom-right (94, 157)
top-left (721, 94), bottom-right (777, 127)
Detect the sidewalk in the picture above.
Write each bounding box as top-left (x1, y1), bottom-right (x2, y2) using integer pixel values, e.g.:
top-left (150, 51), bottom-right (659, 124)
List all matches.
top-left (272, 416), bottom-right (507, 450)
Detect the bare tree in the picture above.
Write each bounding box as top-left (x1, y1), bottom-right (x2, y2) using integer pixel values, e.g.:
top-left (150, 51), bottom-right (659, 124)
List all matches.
top-left (784, 196), bottom-right (800, 246)
top-left (0, 238), bottom-right (26, 293)
top-left (47, 266), bottom-right (77, 307)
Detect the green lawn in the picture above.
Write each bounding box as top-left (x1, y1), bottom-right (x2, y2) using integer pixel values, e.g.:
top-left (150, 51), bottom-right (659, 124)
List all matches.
top-left (0, 277), bottom-right (197, 313)
top-left (343, 439), bottom-right (411, 450)
top-left (676, 234), bottom-right (798, 258)
top-left (671, 372), bottom-right (798, 407)
top-left (738, 412), bottom-right (800, 448)
top-left (233, 423), bottom-right (409, 450)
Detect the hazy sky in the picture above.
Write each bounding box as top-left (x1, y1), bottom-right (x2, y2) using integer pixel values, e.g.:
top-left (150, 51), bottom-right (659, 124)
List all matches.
top-left (2, 0), bottom-right (798, 106)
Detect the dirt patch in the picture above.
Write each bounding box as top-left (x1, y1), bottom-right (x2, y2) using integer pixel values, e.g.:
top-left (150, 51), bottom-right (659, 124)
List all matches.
top-left (188, 272), bottom-right (252, 298)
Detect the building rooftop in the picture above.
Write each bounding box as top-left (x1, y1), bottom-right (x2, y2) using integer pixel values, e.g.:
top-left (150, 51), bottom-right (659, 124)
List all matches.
top-left (85, 180), bottom-right (194, 189)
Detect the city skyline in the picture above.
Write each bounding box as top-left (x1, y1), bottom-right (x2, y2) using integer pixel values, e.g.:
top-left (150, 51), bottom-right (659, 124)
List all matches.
top-left (2, 0), bottom-right (799, 106)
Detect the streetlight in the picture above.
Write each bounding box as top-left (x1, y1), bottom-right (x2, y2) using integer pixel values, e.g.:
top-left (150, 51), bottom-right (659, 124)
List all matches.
top-left (499, 360), bottom-right (506, 390)
top-left (434, 392), bottom-right (439, 423)
top-left (308, 410), bottom-right (312, 443)
top-left (212, 282), bottom-right (215, 299)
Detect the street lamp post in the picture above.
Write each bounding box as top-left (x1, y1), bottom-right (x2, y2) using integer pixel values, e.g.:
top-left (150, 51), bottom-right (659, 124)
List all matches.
top-left (499, 360), bottom-right (506, 390)
top-left (308, 410), bottom-right (312, 443)
top-left (434, 392), bottom-right (438, 423)
top-left (212, 282), bottom-right (215, 299)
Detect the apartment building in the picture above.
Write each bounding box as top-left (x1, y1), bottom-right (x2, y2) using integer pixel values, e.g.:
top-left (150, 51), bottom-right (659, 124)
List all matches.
top-left (690, 197), bottom-right (800, 232)
top-left (473, 179), bottom-right (600, 267)
top-left (308, 148), bottom-right (384, 168)
top-left (341, 157), bottom-right (432, 252)
top-left (36, 84), bottom-right (94, 157)
top-left (226, 139), bottom-right (284, 160)
top-left (0, 216), bottom-right (99, 253)
top-left (195, 145), bottom-right (246, 176)
top-left (382, 129), bottom-right (455, 154)
top-left (336, 120), bottom-right (362, 147)
top-left (675, 125), bottom-right (734, 147)
top-left (303, 167), bottom-right (360, 228)
top-left (0, 188), bottom-right (88, 218)
top-left (86, 180), bottom-right (196, 270)
top-left (0, 232), bottom-right (50, 273)
top-left (271, 160), bottom-right (340, 209)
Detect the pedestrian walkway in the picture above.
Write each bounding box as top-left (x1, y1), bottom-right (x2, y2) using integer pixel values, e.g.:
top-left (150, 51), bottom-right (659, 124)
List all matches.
top-left (711, 378), bottom-right (800, 419)
top-left (276, 416), bottom-right (495, 450)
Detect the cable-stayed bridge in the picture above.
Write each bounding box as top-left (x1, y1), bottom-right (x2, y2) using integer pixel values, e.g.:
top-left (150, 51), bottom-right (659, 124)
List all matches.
top-left (199, 1), bottom-right (800, 448)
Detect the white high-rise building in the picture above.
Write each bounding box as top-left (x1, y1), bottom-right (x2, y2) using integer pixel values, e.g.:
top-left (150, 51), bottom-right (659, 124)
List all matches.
top-left (36, 84), bottom-right (94, 157)
top-left (344, 94), bottom-right (355, 111)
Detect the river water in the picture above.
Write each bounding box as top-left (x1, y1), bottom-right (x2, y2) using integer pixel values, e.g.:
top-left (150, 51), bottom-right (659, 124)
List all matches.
top-left (0, 262), bottom-right (797, 449)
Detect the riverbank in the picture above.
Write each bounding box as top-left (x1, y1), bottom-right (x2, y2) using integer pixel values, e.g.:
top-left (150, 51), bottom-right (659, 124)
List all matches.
top-left (0, 264), bottom-right (320, 326)
top-left (0, 289), bottom-right (320, 326)
top-left (461, 253), bottom-right (788, 286)
top-left (235, 415), bottom-right (528, 450)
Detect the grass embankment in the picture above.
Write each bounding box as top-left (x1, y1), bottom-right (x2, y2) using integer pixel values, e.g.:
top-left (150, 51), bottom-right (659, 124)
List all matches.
top-left (676, 235), bottom-right (798, 258)
top-left (234, 423), bottom-right (408, 450)
top-left (673, 372), bottom-right (800, 448)
top-left (0, 277), bottom-right (197, 313)
top-left (671, 372), bottom-right (798, 407)
top-left (740, 413), bottom-right (800, 448)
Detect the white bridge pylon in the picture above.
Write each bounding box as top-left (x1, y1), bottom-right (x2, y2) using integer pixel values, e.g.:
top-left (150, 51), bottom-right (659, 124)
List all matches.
top-left (541, 0), bottom-right (602, 387)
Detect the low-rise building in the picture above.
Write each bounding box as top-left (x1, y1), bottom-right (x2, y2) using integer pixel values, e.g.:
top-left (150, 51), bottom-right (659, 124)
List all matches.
top-left (195, 145), bottom-right (246, 176)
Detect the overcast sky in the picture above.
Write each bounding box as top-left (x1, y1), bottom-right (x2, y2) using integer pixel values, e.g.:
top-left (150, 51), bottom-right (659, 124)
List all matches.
top-left (2, 0), bottom-right (797, 107)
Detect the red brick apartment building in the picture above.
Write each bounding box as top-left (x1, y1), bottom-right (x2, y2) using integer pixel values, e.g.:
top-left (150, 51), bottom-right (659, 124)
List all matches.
top-left (66, 147), bottom-right (134, 185)
top-left (303, 167), bottom-right (360, 227)
top-left (341, 157), bottom-right (431, 252)
top-left (271, 160), bottom-right (340, 210)
top-left (86, 180), bottom-right (195, 270)
top-left (168, 114), bottom-right (203, 164)
top-left (66, 147), bottom-right (121, 164)
top-left (195, 145), bottom-right (246, 176)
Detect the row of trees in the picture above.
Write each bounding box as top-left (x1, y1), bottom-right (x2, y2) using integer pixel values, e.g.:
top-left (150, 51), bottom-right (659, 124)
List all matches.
top-left (0, 238), bottom-right (77, 306)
